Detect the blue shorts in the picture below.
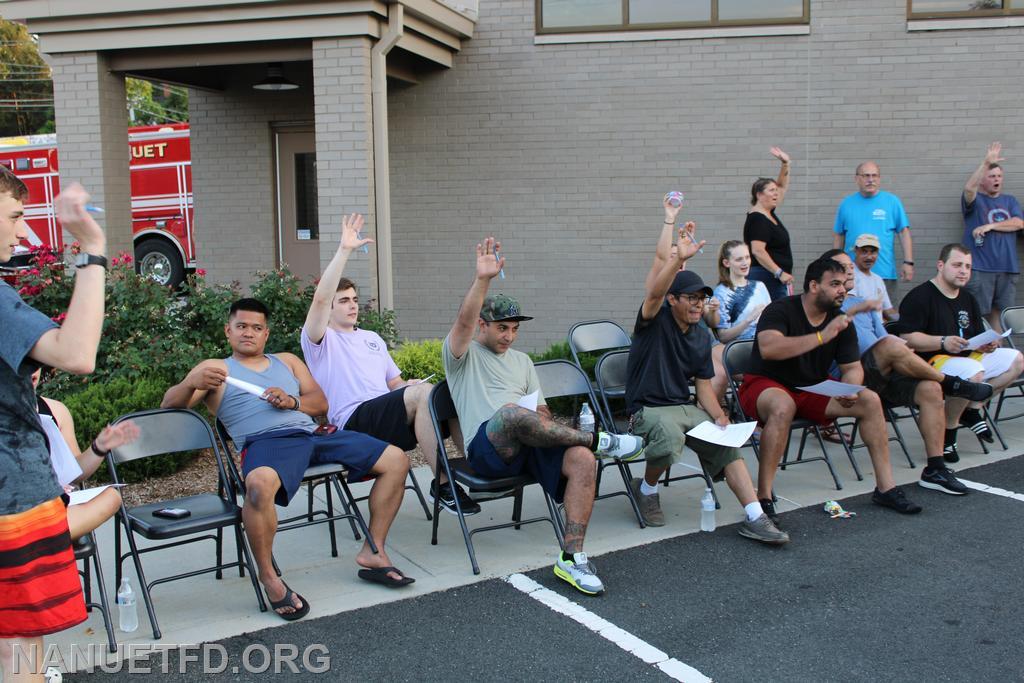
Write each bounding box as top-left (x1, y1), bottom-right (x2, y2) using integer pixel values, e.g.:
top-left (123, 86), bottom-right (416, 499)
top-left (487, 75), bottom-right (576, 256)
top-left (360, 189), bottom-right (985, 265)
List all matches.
top-left (467, 421), bottom-right (568, 503)
top-left (241, 428), bottom-right (388, 506)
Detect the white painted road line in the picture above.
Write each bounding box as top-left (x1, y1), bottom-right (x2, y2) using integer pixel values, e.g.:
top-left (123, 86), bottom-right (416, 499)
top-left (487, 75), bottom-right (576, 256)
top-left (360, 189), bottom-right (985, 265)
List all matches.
top-left (958, 479), bottom-right (1024, 502)
top-left (505, 573), bottom-right (712, 683)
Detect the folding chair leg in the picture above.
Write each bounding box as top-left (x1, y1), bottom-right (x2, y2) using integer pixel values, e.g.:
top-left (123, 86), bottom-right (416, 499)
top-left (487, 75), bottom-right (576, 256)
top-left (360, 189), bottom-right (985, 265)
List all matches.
top-left (430, 489), bottom-right (442, 545)
top-left (887, 412), bottom-right (915, 468)
top-left (235, 524), bottom-right (267, 613)
top-left (985, 407), bottom-right (1008, 450)
top-left (122, 523), bottom-right (162, 639)
top-left (406, 470), bottom-right (433, 521)
top-left (334, 481), bottom-right (362, 541)
top-left (335, 477), bottom-right (377, 554)
top-left (90, 545), bottom-right (118, 653)
top-left (235, 524), bottom-right (246, 577)
top-left (835, 422), bottom-right (863, 481)
top-left (810, 428), bottom-right (843, 490)
top-left (544, 493), bottom-right (566, 550)
top-left (114, 515), bottom-right (123, 588)
top-left (215, 527), bottom-right (223, 580)
top-left (82, 550), bottom-right (93, 605)
top-left (512, 489), bottom-right (524, 530)
top-left (615, 461), bottom-right (646, 528)
top-left (324, 481), bottom-right (339, 558)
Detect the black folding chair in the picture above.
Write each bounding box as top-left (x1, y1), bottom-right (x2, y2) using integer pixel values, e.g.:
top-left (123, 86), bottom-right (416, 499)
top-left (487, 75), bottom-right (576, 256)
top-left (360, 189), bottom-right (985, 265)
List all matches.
top-left (995, 306), bottom-right (1024, 423)
top-left (74, 533), bottom-right (116, 653)
top-left (568, 319), bottom-right (632, 386)
top-left (108, 408), bottom-right (265, 639)
top-left (723, 340), bottom-right (847, 490)
top-left (428, 381), bottom-right (564, 575)
top-left (215, 419), bottom-right (376, 558)
top-left (594, 350), bottom-right (719, 520)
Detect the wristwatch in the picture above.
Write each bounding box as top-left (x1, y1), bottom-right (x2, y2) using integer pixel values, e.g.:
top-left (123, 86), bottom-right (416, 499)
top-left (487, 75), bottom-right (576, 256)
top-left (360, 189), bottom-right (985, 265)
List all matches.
top-left (75, 253), bottom-right (108, 269)
top-left (773, 268), bottom-right (784, 280)
top-left (902, 260), bottom-right (914, 266)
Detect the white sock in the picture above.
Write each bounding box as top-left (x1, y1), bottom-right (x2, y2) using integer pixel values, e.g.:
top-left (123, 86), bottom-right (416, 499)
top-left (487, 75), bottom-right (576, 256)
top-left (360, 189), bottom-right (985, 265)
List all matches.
top-left (639, 479), bottom-right (659, 496)
top-left (745, 502), bottom-right (764, 522)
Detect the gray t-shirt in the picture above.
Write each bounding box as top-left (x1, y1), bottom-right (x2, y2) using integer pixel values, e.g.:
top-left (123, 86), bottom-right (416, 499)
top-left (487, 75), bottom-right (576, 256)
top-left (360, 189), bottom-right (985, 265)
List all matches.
top-left (441, 337), bottom-right (545, 442)
top-left (0, 282), bottom-right (62, 515)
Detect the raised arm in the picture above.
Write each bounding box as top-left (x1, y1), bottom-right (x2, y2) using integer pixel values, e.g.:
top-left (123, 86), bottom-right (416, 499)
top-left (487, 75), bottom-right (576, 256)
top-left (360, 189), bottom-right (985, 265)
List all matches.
top-left (28, 184), bottom-right (107, 374)
top-left (964, 142), bottom-right (1004, 205)
top-left (303, 213), bottom-right (372, 344)
top-left (447, 237), bottom-right (504, 359)
top-left (643, 197), bottom-right (684, 292)
top-left (771, 147), bottom-right (791, 202)
top-left (641, 224), bottom-right (704, 320)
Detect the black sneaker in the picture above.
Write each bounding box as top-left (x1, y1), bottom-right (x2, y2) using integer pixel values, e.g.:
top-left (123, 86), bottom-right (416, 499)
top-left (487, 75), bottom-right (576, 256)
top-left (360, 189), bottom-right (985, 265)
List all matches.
top-left (429, 479), bottom-right (481, 516)
top-left (759, 498), bottom-right (781, 526)
top-left (942, 377), bottom-right (993, 402)
top-left (943, 442), bottom-right (960, 464)
top-left (872, 486), bottom-right (923, 514)
top-left (960, 410), bottom-right (994, 444)
top-left (919, 467), bottom-right (969, 496)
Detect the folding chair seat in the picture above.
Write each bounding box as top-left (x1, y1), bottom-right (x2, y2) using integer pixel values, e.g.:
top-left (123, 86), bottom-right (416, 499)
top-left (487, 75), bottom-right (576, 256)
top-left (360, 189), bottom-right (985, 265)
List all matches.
top-left (74, 532), bottom-right (116, 653)
top-left (215, 419), bottom-right (375, 557)
top-left (594, 350), bottom-right (718, 526)
top-left (428, 381), bottom-right (563, 575)
top-left (723, 340), bottom-right (847, 490)
top-left (108, 408), bottom-right (265, 639)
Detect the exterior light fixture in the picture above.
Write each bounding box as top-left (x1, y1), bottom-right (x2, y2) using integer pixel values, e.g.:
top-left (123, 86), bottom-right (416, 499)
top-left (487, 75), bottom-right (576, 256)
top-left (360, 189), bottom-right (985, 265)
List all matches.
top-left (252, 63), bottom-right (299, 91)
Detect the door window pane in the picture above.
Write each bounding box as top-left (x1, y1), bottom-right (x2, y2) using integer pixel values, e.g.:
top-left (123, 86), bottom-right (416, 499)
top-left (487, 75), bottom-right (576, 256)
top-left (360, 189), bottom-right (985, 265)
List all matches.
top-left (542, 0), bottom-right (623, 28)
top-left (911, 0), bottom-right (1003, 11)
top-left (718, 0), bottom-right (805, 20)
top-left (629, 0), bottom-right (710, 24)
top-left (294, 153), bottom-right (319, 240)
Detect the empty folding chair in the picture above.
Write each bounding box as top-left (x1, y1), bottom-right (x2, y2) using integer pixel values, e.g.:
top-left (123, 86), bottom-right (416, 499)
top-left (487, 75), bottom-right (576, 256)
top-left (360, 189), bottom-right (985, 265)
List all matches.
top-left (108, 408), bottom-right (265, 639)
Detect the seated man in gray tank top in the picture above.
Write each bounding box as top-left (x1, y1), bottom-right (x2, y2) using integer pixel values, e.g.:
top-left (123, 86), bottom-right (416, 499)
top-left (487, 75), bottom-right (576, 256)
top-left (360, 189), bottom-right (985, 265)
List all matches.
top-left (162, 298), bottom-right (413, 621)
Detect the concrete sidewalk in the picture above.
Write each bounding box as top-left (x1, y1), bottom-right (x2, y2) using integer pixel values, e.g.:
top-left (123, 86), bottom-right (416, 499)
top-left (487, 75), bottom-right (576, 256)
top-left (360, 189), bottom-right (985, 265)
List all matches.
top-left (51, 414), bottom-right (1024, 669)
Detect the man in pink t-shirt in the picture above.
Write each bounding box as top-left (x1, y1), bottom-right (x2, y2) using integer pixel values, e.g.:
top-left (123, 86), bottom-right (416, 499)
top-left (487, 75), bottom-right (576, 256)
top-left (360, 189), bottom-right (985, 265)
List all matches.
top-left (302, 214), bottom-right (480, 515)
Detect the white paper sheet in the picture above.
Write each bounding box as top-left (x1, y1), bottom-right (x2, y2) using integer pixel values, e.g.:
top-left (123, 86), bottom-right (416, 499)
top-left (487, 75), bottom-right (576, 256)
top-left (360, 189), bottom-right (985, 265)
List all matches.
top-left (517, 391), bottom-right (539, 412)
top-left (68, 484), bottom-right (125, 506)
top-left (41, 414), bottom-right (82, 487)
top-left (686, 421), bottom-right (758, 448)
top-left (966, 328), bottom-right (1012, 351)
top-left (225, 376), bottom-right (268, 400)
top-left (796, 380), bottom-right (865, 397)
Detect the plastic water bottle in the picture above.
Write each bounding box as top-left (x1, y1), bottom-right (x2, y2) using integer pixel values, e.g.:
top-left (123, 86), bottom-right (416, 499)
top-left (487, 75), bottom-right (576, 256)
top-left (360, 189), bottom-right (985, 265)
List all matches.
top-left (664, 191), bottom-right (684, 207)
top-left (700, 488), bottom-right (716, 532)
top-left (578, 402), bottom-right (595, 434)
top-left (117, 577), bottom-right (139, 633)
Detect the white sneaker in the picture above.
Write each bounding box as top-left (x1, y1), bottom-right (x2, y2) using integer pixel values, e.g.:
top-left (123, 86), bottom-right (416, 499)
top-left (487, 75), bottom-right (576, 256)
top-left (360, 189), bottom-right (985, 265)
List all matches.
top-left (595, 432), bottom-right (644, 461)
top-left (554, 552), bottom-right (605, 595)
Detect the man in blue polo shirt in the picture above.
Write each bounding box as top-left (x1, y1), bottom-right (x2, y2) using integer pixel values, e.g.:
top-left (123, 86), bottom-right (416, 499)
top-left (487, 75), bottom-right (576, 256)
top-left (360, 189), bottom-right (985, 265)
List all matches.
top-left (833, 161), bottom-right (914, 297)
top-left (962, 142), bottom-right (1024, 332)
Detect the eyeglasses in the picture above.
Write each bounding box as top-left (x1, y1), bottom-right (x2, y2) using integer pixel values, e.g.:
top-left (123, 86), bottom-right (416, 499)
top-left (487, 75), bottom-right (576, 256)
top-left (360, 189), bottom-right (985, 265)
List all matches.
top-left (680, 294), bottom-right (711, 306)
top-left (856, 173), bottom-right (880, 179)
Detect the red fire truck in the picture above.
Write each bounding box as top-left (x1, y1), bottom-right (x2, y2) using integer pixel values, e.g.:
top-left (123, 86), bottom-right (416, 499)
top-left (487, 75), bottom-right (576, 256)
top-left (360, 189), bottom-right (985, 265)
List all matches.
top-left (0, 123), bottom-right (195, 287)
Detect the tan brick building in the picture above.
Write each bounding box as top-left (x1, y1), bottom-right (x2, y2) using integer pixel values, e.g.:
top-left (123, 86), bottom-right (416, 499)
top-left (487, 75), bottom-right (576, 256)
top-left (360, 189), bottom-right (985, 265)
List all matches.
top-left (6, 0), bottom-right (1024, 349)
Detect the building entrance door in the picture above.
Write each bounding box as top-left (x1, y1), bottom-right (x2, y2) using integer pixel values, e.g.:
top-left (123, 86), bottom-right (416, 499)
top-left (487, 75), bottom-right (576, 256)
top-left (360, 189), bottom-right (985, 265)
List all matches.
top-left (275, 130), bottom-right (320, 282)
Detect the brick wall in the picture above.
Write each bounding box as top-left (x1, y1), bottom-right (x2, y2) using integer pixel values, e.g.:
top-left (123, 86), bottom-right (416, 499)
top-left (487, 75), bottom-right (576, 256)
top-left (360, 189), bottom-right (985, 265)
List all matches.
top-left (387, 0), bottom-right (1024, 350)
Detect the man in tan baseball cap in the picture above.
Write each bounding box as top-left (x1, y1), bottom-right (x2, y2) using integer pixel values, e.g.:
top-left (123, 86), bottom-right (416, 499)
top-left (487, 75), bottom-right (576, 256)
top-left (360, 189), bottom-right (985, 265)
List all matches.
top-left (852, 232), bottom-right (898, 322)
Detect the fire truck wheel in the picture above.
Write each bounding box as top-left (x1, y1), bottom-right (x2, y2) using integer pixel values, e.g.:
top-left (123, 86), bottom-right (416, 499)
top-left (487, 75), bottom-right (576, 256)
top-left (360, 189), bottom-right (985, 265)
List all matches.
top-left (135, 240), bottom-right (185, 288)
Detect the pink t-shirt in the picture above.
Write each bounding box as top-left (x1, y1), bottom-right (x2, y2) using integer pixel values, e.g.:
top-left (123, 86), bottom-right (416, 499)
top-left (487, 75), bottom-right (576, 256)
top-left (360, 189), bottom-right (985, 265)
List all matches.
top-left (301, 326), bottom-right (402, 427)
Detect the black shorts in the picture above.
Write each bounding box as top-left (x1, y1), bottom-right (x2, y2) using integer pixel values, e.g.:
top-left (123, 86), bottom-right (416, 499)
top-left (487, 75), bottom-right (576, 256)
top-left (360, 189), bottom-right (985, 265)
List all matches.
top-left (344, 387), bottom-right (418, 451)
top-left (863, 345), bottom-right (921, 407)
top-left (467, 421), bottom-right (568, 504)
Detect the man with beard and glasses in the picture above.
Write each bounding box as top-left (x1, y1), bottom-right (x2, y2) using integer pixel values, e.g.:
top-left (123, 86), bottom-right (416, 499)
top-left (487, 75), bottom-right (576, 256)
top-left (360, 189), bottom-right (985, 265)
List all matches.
top-left (738, 257), bottom-right (923, 524)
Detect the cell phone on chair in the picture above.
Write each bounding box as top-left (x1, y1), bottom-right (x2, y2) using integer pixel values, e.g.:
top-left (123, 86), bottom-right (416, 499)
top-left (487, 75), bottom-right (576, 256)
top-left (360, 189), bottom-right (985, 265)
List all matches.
top-left (153, 507), bottom-right (191, 519)
top-left (314, 424), bottom-right (338, 435)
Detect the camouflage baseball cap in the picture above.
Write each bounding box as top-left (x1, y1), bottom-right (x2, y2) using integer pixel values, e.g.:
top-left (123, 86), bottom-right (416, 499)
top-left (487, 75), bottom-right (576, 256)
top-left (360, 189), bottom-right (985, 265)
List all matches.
top-left (480, 293), bottom-right (533, 322)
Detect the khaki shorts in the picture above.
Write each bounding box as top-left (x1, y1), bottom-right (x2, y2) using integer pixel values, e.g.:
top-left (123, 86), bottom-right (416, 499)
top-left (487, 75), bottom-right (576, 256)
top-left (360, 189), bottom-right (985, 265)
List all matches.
top-left (630, 404), bottom-right (742, 478)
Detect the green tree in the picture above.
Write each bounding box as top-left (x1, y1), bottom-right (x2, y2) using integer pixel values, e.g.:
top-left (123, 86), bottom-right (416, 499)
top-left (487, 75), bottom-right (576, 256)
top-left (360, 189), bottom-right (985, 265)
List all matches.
top-left (127, 77), bottom-right (189, 125)
top-left (0, 19), bottom-right (54, 136)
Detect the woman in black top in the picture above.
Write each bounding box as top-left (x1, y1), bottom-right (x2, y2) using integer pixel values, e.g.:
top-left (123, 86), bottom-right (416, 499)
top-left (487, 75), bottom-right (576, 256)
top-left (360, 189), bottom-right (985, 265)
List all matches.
top-left (743, 147), bottom-right (793, 301)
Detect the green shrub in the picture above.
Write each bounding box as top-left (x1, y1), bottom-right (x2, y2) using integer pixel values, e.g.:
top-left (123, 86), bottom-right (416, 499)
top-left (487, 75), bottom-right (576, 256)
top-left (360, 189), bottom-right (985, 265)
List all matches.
top-left (60, 376), bottom-right (198, 482)
top-left (391, 339), bottom-right (445, 382)
top-left (250, 267), bottom-right (315, 358)
top-left (359, 304), bottom-right (398, 348)
top-left (529, 340), bottom-right (599, 380)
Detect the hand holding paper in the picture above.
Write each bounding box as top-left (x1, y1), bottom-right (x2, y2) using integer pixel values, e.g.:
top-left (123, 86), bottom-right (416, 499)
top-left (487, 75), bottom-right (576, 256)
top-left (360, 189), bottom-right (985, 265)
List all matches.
top-left (686, 421), bottom-right (758, 448)
top-left (966, 328), bottom-right (1011, 351)
top-left (517, 391), bottom-right (539, 412)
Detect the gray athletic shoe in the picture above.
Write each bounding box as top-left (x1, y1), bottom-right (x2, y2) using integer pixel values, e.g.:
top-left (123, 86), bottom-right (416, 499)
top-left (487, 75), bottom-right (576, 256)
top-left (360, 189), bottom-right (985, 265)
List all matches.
top-left (738, 513), bottom-right (790, 545)
top-left (595, 432), bottom-right (644, 461)
top-left (628, 477), bottom-right (665, 527)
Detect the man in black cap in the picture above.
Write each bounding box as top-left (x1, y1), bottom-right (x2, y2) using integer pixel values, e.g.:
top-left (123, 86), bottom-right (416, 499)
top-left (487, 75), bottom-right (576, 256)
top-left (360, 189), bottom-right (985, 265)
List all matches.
top-left (443, 237), bottom-right (644, 596)
top-left (624, 205), bottom-right (788, 544)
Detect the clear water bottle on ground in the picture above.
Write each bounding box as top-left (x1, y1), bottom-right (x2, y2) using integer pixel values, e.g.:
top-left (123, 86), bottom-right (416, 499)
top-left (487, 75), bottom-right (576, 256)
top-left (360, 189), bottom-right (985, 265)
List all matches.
top-left (578, 402), bottom-right (595, 434)
top-left (117, 577), bottom-right (139, 632)
top-left (700, 488), bottom-right (716, 532)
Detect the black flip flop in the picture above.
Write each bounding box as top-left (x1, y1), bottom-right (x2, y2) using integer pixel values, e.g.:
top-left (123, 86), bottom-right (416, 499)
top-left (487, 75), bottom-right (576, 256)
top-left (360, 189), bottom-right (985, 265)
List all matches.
top-left (267, 582), bottom-right (310, 621)
top-left (357, 566), bottom-right (415, 588)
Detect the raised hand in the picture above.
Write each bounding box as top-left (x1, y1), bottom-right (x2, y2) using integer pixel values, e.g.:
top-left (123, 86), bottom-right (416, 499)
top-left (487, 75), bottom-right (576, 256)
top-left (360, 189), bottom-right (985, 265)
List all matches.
top-left (54, 182), bottom-right (105, 254)
top-left (663, 195), bottom-right (683, 223)
top-left (770, 147), bottom-right (790, 164)
top-left (675, 224), bottom-right (705, 262)
top-left (823, 313), bottom-right (851, 342)
top-left (340, 213), bottom-right (372, 253)
top-left (187, 364), bottom-right (227, 391)
top-left (475, 237), bottom-right (505, 281)
top-left (94, 420), bottom-right (141, 453)
top-left (985, 142), bottom-right (1004, 166)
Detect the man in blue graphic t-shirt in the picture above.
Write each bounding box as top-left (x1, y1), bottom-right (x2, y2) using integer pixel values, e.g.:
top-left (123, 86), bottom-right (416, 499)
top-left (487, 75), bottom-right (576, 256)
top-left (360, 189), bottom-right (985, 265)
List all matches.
top-left (962, 142), bottom-right (1024, 332)
top-left (833, 161), bottom-right (914, 296)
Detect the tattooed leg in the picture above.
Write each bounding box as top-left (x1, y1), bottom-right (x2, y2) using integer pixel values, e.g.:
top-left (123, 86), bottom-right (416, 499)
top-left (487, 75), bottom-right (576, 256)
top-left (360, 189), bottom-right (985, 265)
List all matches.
top-left (486, 405), bottom-right (591, 463)
top-left (561, 446), bottom-right (596, 553)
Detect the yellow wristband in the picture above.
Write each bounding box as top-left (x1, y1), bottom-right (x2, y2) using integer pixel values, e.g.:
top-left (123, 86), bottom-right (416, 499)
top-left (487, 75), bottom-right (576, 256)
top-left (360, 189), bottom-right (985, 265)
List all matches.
top-left (816, 331), bottom-right (824, 346)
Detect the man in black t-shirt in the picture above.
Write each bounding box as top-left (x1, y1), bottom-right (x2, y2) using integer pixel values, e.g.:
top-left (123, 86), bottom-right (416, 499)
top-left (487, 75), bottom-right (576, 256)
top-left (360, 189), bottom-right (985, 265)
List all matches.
top-left (898, 243), bottom-right (1024, 462)
top-left (738, 258), bottom-right (922, 522)
top-left (624, 199), bottom-right (788, 544)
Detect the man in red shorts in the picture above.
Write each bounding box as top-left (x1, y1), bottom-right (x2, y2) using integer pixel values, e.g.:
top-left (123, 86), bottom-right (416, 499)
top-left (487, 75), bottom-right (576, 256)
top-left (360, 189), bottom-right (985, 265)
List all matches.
top-left (738, 257), bottom-right (922, 524)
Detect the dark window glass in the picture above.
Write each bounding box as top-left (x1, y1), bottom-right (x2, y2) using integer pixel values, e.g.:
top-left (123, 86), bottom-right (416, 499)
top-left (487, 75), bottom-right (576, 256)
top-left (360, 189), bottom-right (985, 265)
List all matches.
top-left (294, 153), bottom-right (319, 240)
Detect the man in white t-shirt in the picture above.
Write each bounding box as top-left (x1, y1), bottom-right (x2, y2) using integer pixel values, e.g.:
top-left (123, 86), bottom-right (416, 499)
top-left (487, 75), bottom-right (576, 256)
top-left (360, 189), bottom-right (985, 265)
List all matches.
top-left (302, 213), bottom-right (481, 515)
top-left (851, 233), bottom-right (898, 322)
